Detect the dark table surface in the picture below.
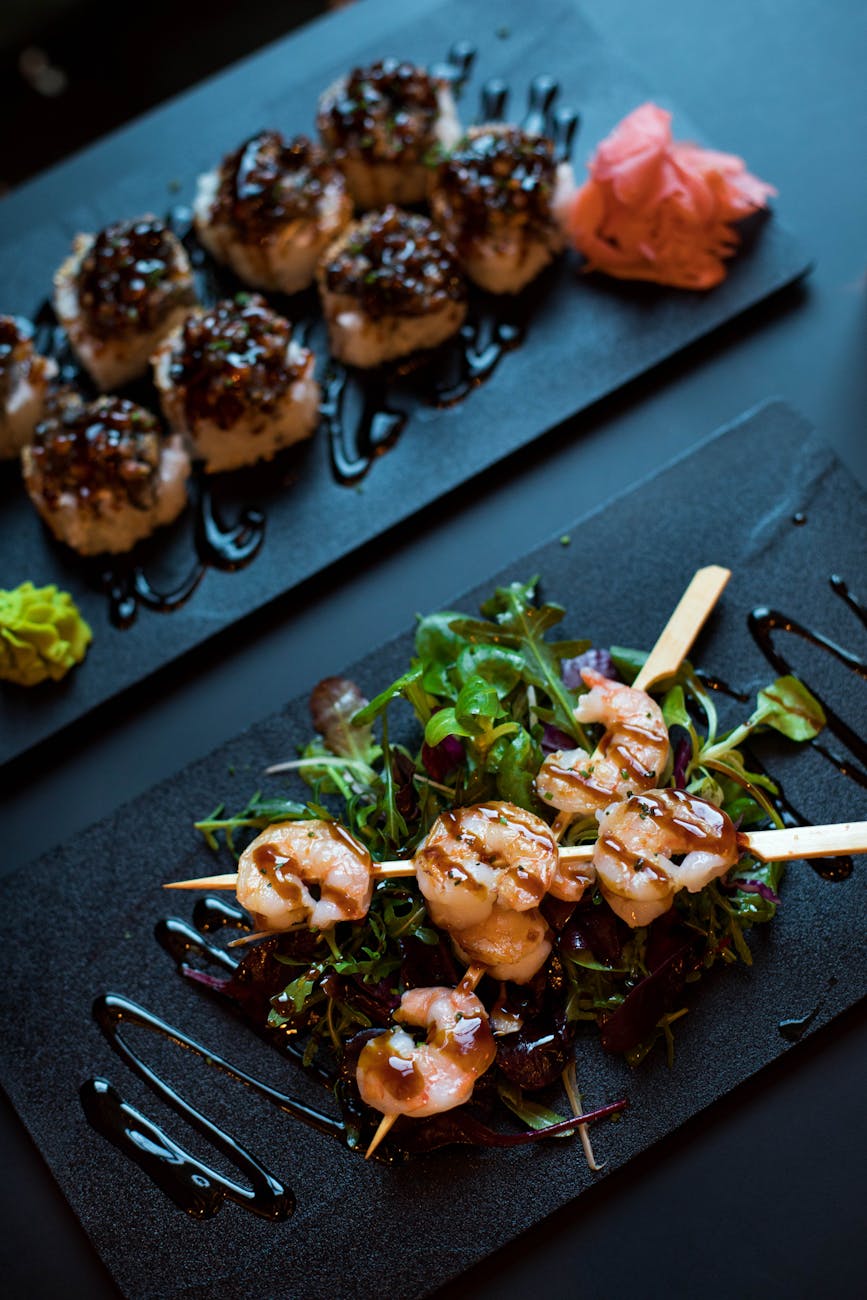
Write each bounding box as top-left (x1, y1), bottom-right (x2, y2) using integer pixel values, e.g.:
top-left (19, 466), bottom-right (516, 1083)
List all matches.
top-left (2, 0), bottom-right (865, 1296)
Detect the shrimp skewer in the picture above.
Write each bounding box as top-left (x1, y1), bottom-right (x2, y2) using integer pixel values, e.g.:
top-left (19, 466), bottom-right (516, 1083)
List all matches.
top-left (592, 789), bottom-right (738, 927)
top-left (414, 802), bottom-right (557, 984)
top-left (363, 967), bottom-right (491, 1159)
top-left (537, 565), bottom-right (731, 872)
top-left (165, 820), bottom-right (867, 899)
top-left (233, 820), bottom-right (375, 935)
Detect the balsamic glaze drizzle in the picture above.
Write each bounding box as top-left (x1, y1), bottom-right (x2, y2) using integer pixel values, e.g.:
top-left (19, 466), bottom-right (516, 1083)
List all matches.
top-left (744, 575), bottom-right (867, 879)
top-left (99, 470), bottom-right (265, 628)
top-left (82, 989), bottom-right (345, 1220)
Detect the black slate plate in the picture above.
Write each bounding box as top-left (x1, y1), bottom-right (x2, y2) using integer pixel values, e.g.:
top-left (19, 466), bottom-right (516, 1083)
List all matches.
top-left (0, 0), bottom-right (809, 768)
top-left (0, 399), bottom-right (864, 1299)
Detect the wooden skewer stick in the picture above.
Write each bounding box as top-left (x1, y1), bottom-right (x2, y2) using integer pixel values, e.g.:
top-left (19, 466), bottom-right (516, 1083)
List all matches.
top-left (163, 861), bottom-right (417, 891)
top-left (364, 1114), bottom-right (396, 1160)
top-left (555, 823), bottom-right (867, 865)
top-left (735, 821), bottom-right (867, 863)
top-left (164, 822), bottom-right (867, 896)
top-left (551, 565), bottom-right (731, 840)
top-left (364, 963), bottom-right (487, 1161)
top-left (632, 564), bottom-right (731, 692)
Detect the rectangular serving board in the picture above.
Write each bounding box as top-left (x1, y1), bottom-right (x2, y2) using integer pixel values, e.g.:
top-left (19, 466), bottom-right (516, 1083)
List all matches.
top-left (0, 399), bottom-right (865, 1299)
top-left (0, 0), bottom-right (810, 768)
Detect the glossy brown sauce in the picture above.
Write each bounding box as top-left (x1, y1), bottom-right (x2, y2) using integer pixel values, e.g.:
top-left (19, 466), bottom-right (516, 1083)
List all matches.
top-left (0, 314), bottom-right (32, 402)
top-left (76, 217), bottom-right (194, 339)
top-left (248, 823), bottom-right (369, 903)
top-left (101, 469), bottom-right (265, 628)
top-left (442, 1013), bottom-right (491, 1062)
top-left (214, 131), bottom-right (339, 237)
top-left (170, 294), bottom-right (307, 430)
top-left (26, 392), bottom-right (161, 511)
top-left (317, 58), bottom-right (442, 162)
top-left (81, 991), bottom-right (343, 1220)
top-left (362, 1036), bottom-right (425, 1101)
top-left (599, 790), bottom-right (737, 876)
top-left (423, 804), bottom-right (554, 900)
top-left (323, 207), bottom-right (466, 319)
top-left (253, 843), bottom-right (305, 904)
top-left (434, 125), bottom-right (559, 248)
top-left (748, 579), bottom-right (866, 878)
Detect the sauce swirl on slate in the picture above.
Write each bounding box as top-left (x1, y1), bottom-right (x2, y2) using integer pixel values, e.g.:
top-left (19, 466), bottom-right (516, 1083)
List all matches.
top-left (745, 575), bottom-right (866, 879)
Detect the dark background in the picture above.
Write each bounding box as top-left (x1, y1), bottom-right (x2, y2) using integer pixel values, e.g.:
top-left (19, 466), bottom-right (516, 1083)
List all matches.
top-left (2, 1), bottom-right (866, 1297)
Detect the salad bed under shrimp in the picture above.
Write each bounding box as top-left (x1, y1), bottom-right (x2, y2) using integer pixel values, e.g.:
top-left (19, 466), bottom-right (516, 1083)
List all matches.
top-left (191, 577), bottom-right (827, 1153)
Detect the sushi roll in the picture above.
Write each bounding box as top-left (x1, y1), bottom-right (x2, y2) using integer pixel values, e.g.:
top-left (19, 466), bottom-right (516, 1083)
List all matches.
top-left (0, 315), bottom-right (57, 458)
top-left (194, 131), bottom-right (352, 295)
top-left (152, 294), bottom-right (320, 473)
top-left (317, 207), bottom-right (467, 368)
top-left (317, 58), bottom-right (461, 209)
top-left (430, 125), bottom-right (575, 293)
top-left (53, 216), bottom-right (197, 390)
top-left (21, 392), bottom-right (190, 555)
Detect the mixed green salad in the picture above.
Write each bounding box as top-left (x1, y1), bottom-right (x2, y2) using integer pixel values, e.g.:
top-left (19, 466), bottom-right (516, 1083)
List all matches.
top-left (191, 578), bottom-right (825, 1149)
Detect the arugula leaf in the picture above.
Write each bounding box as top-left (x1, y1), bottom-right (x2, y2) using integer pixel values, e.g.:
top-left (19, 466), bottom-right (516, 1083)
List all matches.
top-left (452, 580), bottom-right (590, 745)
top-left (493, 726), bottom-right (543, 806)
top-left (194, 793), bottom-right (309, 854)
top-left (351, 666), bottom-right (424, 725)
top-left (415, 611), bottom-right (466, 695)
top-left (456, 643), bottom-right (525, 698)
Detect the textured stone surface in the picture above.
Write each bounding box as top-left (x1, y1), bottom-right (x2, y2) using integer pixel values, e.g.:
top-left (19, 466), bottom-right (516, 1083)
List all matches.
top-left (1, 398), bottom-right (865, 1298)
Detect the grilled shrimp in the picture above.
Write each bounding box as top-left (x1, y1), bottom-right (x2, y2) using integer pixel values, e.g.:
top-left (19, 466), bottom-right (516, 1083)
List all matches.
top-left (414, 801), bottom-right (558, 931)
top-left (451, 903), bottom-right (552, 984)
top-left (236, 820), bottom-right (373, 932)
top-left (356, 985), bottom-right (497, 1117)
top-left (537, 668), bottom-right (670, 818)
top-left (594, 788), bottom-right (739, 927)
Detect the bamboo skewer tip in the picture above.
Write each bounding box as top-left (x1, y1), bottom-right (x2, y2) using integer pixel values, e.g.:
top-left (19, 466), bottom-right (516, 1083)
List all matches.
top-left (365, 1113), bottom-right (397, 1160)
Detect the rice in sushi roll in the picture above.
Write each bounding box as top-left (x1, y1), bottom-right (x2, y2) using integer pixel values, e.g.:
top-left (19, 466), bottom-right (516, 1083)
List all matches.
top-left (317, 207), bottom-right (467, 368)
top-left (152, 294), bottom-right (320, 473)
top-left (53, 216), bottom-right (197, 390)
top-left (194, 131), bottom-right (352, 295)
top-left (317, 58), bottom-right (460, 209)
top-left (21, 392), bottom-right (190, 555)
top-left (0, 315), bottom-right (57, 459)
top-left (430, 125), bottom-right (575, 293)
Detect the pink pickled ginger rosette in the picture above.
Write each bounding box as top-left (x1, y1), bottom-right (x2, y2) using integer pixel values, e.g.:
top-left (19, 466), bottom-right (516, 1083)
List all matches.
top-left (565, 103), bottom-right (776, 290)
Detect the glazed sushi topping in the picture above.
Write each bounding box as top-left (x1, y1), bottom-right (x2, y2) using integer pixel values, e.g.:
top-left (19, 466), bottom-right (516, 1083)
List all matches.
top-left (76, 218), bottom-right (192, 339)
top-left (28, 394), bottom-right (162, 511)
top-left (323, 208), bottom-right (465, 319)
top-left (318, 59), bottom-right (442, 162)
top-left (212, 131), bottom-right (342, 238)
top-left (436, 127), bottom-right (558, 239)
top-left (170, 295), bottom-right (307, 430)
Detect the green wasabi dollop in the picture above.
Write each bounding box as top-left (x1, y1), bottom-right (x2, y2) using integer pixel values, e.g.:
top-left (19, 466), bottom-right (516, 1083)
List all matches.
top-left (0, 582), bottom-right (93, 686)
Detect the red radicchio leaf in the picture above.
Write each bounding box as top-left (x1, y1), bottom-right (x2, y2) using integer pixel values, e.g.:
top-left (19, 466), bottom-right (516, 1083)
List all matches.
top-left (600, 923), bottom-right (702, 1054)
top-left (541, 722), bottom-right (576, 755)
top-left (387, 1099), bottom-right (628, 1154)
top-left (672, 734), bottom-right (691, 789)
top-left (561, 647), bottom-right (618, 689)
top-left (421, 732), bottom-right (464, 782)
top-left (729, 878), bottom-right (781, 904)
